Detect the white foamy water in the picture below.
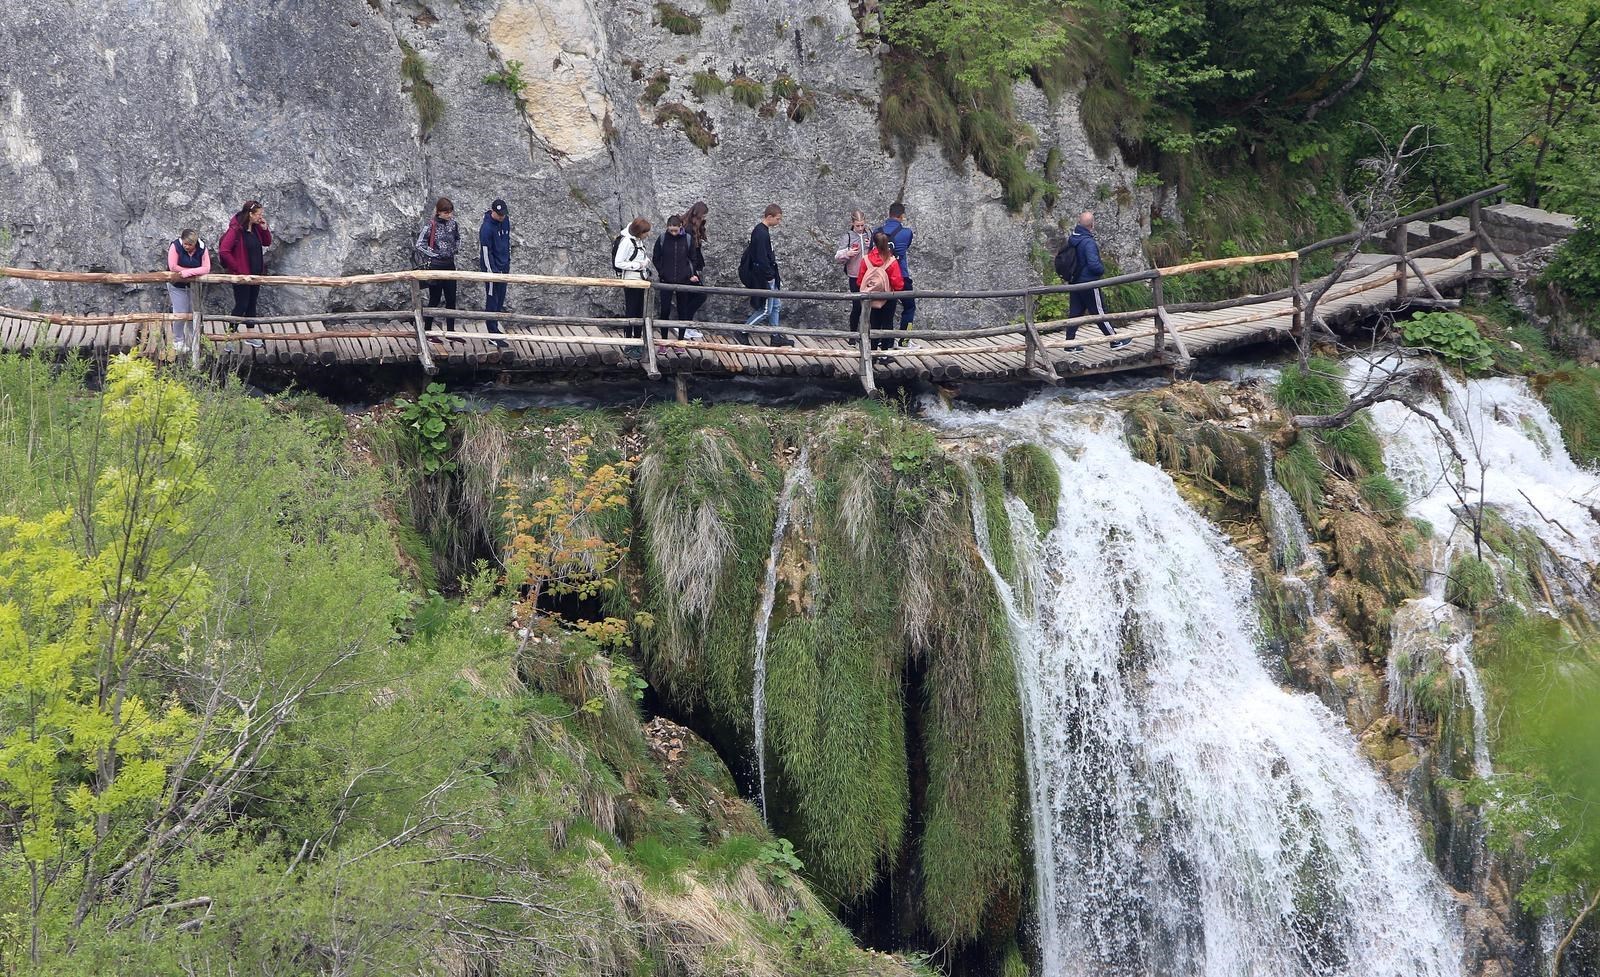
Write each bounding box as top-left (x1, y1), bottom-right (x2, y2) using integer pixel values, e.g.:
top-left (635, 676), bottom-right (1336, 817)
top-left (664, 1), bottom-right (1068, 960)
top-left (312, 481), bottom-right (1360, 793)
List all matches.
top-left (751, 445), bottom-right (810, 821)
top-left (937, 398), bottom-right (1463, 977)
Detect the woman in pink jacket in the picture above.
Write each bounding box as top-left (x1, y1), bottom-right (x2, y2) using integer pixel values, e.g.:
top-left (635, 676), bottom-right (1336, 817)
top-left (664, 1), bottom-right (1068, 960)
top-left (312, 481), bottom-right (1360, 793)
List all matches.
top-left (166, 229), bottom-right (210, 353)
top-left (218, 199), bottom-right (271, 346)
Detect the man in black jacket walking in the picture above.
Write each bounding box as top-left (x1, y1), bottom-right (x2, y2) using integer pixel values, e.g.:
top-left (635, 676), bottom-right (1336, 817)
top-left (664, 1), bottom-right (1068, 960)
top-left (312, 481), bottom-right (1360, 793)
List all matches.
top-left (740, 204), bottom-right (791, 346)
top-left (653, 214), bottom-right (703, 339)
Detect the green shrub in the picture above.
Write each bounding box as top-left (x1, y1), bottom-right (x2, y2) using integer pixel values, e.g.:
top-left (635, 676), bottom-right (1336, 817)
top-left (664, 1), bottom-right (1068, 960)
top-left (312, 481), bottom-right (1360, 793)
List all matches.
top-left (1541, 210), bottom-right (1600, 300)
top-left (656, 2), bottom-right (702, 34)
top-left (482, 60), bottom-right (527, 102)
top-left (1446, 554), bottom-right (1497, 612)
top-left (1400, 312), bottom-right (1494, 372)
top-left (690, 70), bottom-right (726, 99)
top-left (1274, 357), bottom-right (1347, 415)
top-left (1003, 442), bottom-right (1061, 533)
top-left (771, 73), bottom-right (800, 100)
top-left (393, 382), bottom-right (465, 474)
top-left (398, 41), bottom-right (444, 139)
top-left (1540, 366), bottom-right (1600, 465)
top-left (655, 103), bottom-right (718, 151)
top-left (730, 75), bottom-right (765, 108)
top-left (1359, 473), bottom-right (1407, 519)
top-left (1320, 419), bottom-right (1384, 479)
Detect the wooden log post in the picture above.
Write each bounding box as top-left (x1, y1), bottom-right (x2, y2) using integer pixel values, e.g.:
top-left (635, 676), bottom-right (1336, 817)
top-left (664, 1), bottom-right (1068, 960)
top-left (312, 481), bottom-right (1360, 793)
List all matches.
top-left (1390, 223), bottom-right (1409, 303)
top-left (1151, 274), bottom-right (1168, 356)
top-left (1020, 292), bottom-right (1057, 381)
top-left (410, 279), bottom-right (437, 375)
top-left (858, 318), bottom-right (876, 395)
top-left (1289, 257), bottom-right (1304, 335)
top-left (641, 295), bottom-right (661, 380)
top-left (1469, 200), bottom-right (1485, 277)
top-left (189, 281), bottom-right (204, 369)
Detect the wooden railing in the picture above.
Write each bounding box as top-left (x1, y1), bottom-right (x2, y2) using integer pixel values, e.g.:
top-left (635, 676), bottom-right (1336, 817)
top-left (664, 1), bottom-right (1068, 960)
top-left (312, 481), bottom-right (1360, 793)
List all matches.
top-left (0, 185), bottom-right (1515, 392)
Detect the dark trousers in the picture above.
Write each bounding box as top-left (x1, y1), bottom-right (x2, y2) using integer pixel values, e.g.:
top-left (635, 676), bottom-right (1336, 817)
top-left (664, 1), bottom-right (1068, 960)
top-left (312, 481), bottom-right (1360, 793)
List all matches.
top-left (425, 279), bottom-right (457, 330)
top-left (623, 287), bottom-right (645, 340)
top-left (230, 283), bottom-right (260, 320)
top-left (1065, 288), bottom-right (1115, 340)
top-left (869, 299), bottom-right (899, 350)
top-left (847, 276), bottom-right (863, 332)
top-left (483, 281), bottom-right (507, 333)
top-left (899, 274), bottom-right (916, 326)
top-left (657, 288), bottom-right (695, 338)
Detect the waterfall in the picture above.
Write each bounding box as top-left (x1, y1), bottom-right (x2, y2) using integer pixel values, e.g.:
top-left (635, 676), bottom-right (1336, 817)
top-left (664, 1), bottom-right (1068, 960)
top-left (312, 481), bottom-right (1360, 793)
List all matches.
top-left (751, 445), bottom-right (809, 821)
top-left (940, 400), bottom-right (1463, 977)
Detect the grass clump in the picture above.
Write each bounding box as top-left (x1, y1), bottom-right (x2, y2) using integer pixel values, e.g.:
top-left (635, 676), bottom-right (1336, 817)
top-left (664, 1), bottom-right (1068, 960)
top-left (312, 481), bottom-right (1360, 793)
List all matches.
top-left (642, 69), bottom-right (671, 105)
top-left (730, 75), bottom-right (765, 108)
top-left (1275, 438), bottom-right (1325, 519)
top-left (1539, 365), bottom-right (1600, 465)
top-left (1446, 553), bottom-right (1497, 613)
top-left (691, 70), bottom-right (726, 99)
top-left (707, 0), bottom-right (732, 11)
top-left (1274, 357), bottom-right (1347, 415)
top-left (1002, 442), bottom-right (1060, 534)
top-left (398, 40), bottom-right (444, 140)
top-left (1358, 473), bottom-right (1407, 521)
top-left (654, 102), bottom-right (719, 151)
top-left (656, 1), bottom-right (702, 34)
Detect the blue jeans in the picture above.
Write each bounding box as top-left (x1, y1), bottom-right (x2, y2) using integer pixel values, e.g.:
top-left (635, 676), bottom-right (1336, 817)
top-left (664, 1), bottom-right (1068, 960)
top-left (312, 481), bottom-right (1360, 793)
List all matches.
top-left (744, 280), bottom-right (781, 327)
top-left (483, 280), bottom-right (507, 333)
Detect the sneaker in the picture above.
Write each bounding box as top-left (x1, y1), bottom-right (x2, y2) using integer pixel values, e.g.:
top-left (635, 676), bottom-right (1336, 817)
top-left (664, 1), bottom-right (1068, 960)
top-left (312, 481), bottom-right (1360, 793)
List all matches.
top-left (770, 335), bottom-right (795, 348)
top-left (491, 339), bottom-right (509, 349)
top-left (736, 332), bottom-right (753, 345)
top-left (246, 338), bottom-right (265, 349)
top-left (623, 347), bottom-right (643, 361)
top-left (172, 341), bottom-right (189, 354)
top-left (683, 328), bottom-right (703, 340)
top-left (1110, 339), bottom-right (1131, 350)
top-left (447, 334), bottom-right (467, 345)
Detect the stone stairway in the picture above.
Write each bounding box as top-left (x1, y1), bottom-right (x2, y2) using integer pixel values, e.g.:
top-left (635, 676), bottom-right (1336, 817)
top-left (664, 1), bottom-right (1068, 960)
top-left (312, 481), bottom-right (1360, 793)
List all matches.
top-left (1397, 203), bottom-right (1577, 257)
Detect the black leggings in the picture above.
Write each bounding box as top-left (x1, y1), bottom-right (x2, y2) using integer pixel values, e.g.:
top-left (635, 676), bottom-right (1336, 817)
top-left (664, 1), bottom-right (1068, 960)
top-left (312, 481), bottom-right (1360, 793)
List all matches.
top-left (424, 278), bottom-right (457, 330)
top-left (231, 283), bottom-right (260, 319)
top-left (869, 298), bottom-right (899, 350)
top-left (623, 288), bottom-right (645, 339)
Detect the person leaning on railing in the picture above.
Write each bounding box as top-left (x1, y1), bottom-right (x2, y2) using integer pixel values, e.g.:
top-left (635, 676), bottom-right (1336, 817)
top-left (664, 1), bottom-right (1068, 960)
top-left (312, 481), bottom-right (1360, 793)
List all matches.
top-left (165, 228), bottom-right (210, 354)
top-left (613, 218), bottom-right (653, 359)
top-left (218, 199), bottom-right (270, 348)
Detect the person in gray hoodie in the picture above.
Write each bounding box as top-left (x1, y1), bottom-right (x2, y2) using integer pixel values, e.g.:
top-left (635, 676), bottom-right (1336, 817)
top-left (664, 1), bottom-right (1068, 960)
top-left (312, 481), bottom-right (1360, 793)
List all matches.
top-left (833, 210), bottom-right (871, 333)
top-left (414, 196), bottom-right (461, 339)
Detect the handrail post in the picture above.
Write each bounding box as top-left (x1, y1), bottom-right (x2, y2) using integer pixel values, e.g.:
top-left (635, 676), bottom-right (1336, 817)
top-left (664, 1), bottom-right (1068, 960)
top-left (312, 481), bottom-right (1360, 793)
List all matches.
top-left (641, 284), bottom-right (660, 380)
top-left (1020, 291), bottom-right (1058, 382)
top-left (410, 276), bottom-right (437, 375)
top-left (1290, 257), bottom-right (1303, 335)
top-left (190, 281), bottom-right (204, 369)
top-left (859, 314), bottom-right (876, 395)
top-left (1151, 274), bottom-right (1167, 357)
top-left (1390, 222), bottom-right (1409, 303)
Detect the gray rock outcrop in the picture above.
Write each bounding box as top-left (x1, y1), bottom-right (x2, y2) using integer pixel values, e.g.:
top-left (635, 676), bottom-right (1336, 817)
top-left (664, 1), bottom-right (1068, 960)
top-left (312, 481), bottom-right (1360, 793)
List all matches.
top-left (0, 0), bottom-right (1158, 328)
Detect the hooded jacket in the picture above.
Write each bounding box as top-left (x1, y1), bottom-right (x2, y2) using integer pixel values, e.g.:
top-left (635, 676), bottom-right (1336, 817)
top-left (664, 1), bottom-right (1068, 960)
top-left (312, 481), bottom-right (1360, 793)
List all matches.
top-left (1064, 224), bottom-right (1106, 284)
top-left (479, 212), bottom-right (512, 273)
top-left (613, 230), bottom-right (651, 281)
top-left (860, 247), bottom-right (905, 292)
top-left (876, 218), bottom-right (913, 275)
top-left (219, 213), bottom-right (271, 275)
top-left (652, 229), bottom-right (702, 285)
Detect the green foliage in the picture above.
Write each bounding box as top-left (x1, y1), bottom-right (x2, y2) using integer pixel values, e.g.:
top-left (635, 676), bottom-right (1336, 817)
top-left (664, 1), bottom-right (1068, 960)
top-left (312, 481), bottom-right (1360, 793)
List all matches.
top-left (884, 0), bottom-right (1074, 91)
top-left (393, 381), bottom-right (465, 474)
top-left (691, 70), bottom-right (727, 99)
top-left (1275, 439), bottom-right (1325, 519)
top-left (1540, 366), bottom-right (1600, 466)
top-left (1400, 312), bottom-right (1494, 372)
top-left (1445, 554), bottom-right (1496, 612)
top-left (654, 102), bottom-right (719, 151)
top-left (1358, 473), bottom-right (1406, 520)
top-left (1543, 210), bottom-right (1600, 299)
top-left (482, 59), bottom-right (528, 103)
top-left (730, 75), bottom-right (766, 108)
top-left (655, 1), bottom-right (702, 34)
top-left (706, 0), bottom-right (732, 11)
top-left (642, 69), bottom-right (671, 105)
top-left (398, 40), bottom-right (444, 139)
top-left (1274, 357), bottom-right (1346, 415)
top-left (1002, 442), bottom-right (1060, 534)
top-left (755, 837), bottom-right (805, 888)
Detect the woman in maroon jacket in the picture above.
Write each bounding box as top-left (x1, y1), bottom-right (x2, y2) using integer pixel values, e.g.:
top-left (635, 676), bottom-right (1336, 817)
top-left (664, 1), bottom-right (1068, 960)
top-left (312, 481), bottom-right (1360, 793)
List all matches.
top-left (218, 200), bottom-right (271, 345)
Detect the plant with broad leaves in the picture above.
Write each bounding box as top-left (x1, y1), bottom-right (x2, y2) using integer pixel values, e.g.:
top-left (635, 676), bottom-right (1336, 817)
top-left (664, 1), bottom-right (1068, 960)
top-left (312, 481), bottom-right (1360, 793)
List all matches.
top-left (1399, 312), bottom-right (1494, 371)
top-left (393, 382), bottom-right (464, 474)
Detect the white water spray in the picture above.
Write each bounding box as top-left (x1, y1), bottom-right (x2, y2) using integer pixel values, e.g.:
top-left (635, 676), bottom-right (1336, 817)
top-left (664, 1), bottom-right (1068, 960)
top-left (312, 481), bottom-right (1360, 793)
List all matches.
top-left (938, 399), bottom-right (1463, 977)
top-left (751, 446), bottom-right (810, 820)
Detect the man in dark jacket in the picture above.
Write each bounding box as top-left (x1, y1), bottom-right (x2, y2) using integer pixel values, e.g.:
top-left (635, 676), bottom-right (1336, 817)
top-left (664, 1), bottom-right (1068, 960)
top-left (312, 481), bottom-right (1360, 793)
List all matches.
top-left (876, 201), bottom-right (915, 340)
top-left (740, 204), bottom-right (790, 346)
top-left (653, 214), bottom-right (703, 338)
top-left (1062, 211), bottom-right (1130, 350)
top-left (478, 199), bottom-right (511, 347)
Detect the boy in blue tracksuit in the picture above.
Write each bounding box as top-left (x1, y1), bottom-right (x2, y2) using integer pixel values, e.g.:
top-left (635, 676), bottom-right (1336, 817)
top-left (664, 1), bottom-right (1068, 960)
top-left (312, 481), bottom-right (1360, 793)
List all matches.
top-left (479, 199), bottom-right (511, 347)
top-left (1062, 212), bottom-right (1130, 350)
top-left (876, 201), bottom-right (915, 341)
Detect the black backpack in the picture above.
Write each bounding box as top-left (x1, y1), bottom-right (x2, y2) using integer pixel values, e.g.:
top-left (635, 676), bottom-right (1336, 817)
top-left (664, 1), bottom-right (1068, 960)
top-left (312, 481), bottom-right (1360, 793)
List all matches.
top-left (1053, 240), bottom-right (1079, 284)
top-left (610, 233), bottom-right (641, 273)
top-left (737, 238), bottom-right (760, 288)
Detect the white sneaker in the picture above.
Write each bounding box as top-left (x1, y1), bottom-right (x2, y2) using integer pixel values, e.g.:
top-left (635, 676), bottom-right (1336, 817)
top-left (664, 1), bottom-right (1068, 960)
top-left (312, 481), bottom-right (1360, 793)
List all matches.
top-left (172, 341), bottom-right (189, 354)
top-left (683, 328), bottom-right (703, 340)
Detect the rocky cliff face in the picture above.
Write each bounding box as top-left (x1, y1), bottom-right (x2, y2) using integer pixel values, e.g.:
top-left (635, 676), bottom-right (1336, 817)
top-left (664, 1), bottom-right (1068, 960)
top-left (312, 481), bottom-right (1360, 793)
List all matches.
top-left (0, 0), bottom-right (1154, 326)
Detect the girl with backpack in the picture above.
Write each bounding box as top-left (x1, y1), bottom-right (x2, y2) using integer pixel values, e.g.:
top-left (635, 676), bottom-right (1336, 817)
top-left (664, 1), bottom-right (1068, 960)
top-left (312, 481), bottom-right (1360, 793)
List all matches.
top-left (613, 218), bottom-right (653, 346)
top-left (414, 197), bottom-right (462, 342)
top-left (859, 231), bottom-right (905, 351)
top-left (833, 210), bottom-right (871, 332)
top-left (218, 199), bottom-right (271, 347)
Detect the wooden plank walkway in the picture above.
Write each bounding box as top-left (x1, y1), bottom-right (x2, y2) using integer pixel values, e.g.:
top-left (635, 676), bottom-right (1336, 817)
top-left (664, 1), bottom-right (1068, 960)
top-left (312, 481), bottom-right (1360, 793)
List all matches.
top-left (0, 253), bottom-right (1494, 384)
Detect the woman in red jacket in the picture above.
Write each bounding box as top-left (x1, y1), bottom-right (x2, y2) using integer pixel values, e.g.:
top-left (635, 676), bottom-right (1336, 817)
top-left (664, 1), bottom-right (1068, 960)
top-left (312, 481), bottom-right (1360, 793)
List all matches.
top-left (859, 231), bottom-right (905, 351)
top-left (218, 200), bottom-right (271, 346)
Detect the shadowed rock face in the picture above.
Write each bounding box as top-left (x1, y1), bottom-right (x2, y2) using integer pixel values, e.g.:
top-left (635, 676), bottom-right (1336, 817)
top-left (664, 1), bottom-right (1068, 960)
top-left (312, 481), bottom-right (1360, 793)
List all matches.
top-left (0, 0), bottom-right (1155, 325)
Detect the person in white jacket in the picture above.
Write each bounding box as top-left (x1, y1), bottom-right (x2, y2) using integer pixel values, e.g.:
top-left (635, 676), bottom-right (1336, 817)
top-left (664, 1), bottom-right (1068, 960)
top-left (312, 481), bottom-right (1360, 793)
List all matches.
top-left (614, 218), bottom-right (653, 353)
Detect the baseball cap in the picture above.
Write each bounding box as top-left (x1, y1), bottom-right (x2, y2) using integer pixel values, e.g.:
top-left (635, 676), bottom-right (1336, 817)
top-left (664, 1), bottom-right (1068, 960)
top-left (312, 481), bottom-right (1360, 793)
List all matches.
top-left (491, 199), bottom-right (508, 215)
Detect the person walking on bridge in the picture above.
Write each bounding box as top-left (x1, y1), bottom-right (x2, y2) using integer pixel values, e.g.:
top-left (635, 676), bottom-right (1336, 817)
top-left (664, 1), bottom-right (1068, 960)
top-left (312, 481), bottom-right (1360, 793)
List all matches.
top-left (415, 196), bottom-right (461, 342)
top-left (166, 228), bottom-right (210, 354)
top-left (680, 201), bottom-right (709, 329)
top-left (614, 217), bottom-right (654, 354)
top-left (1059, 211), bottom-right (1130, 350)
top-left (875, 201), bottom-right (915, 344)
top-left (652, 214), bottom-right (702, 339)
top-left (738, 204), bottom-right (791, 347)
top-left (478, 199), bottom-right (511, 348)
top-left (218, 200), bottom-right (270, 348)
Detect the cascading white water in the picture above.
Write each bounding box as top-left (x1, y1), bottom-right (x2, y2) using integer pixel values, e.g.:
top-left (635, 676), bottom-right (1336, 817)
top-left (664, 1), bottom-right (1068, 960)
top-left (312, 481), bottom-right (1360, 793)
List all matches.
top-left (751, 446), bottom-right (810, 820)
top-left (939, 399), bottom-right (1463, 977)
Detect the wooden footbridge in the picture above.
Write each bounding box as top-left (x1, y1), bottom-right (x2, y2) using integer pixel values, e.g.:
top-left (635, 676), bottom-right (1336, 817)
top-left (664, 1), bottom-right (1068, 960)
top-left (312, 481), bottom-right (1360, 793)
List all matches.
top-left (0, 187), bottom-right (1526, 393)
